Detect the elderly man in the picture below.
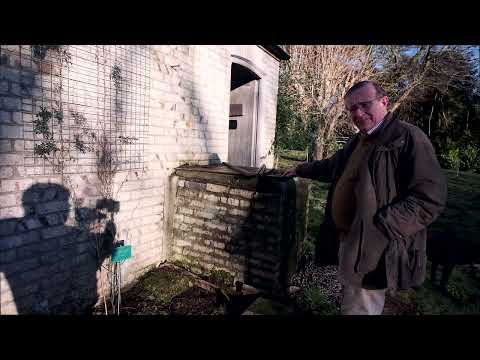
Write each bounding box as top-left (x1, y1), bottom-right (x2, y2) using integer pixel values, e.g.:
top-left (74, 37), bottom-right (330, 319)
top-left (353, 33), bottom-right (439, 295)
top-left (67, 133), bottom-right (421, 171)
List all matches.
top-left (284, 80), bottom-right (447, 315)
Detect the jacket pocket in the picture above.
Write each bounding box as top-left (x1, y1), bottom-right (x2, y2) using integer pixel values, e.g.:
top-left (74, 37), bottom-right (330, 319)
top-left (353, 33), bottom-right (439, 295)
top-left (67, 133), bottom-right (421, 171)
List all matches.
top-left (410, 248), bottom-right (427, 286)
top-left (356, 219), bottom-right (390, 274)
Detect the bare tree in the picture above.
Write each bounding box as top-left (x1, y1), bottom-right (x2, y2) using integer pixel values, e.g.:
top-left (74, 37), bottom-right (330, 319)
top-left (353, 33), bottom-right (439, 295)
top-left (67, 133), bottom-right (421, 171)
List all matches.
top-left (373, 45), bottom-right (477, 116)
top-left (282, 45), bottom-right (376, 160)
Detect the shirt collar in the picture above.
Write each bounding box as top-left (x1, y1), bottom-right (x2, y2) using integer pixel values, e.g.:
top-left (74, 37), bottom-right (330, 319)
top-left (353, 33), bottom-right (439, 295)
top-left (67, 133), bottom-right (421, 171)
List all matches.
top-left (366, 113), bottom-right (389, 135)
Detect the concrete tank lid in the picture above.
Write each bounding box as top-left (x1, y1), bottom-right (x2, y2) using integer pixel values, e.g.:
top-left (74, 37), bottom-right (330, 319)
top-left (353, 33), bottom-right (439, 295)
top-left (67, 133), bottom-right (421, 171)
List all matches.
top-left (175, 164), bottom-right (284, 178)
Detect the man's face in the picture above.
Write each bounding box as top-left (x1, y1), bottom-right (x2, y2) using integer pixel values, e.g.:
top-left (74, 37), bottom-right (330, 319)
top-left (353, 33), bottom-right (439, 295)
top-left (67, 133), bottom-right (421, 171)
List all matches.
top-left (344, 84), bottom-right (389, 133)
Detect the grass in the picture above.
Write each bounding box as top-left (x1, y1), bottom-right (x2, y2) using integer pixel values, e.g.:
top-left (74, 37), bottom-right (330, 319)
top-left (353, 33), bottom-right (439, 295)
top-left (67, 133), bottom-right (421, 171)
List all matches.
top-left (402, 170), bottom-right (480, 314)
top-left (394, 264), bottom-right (480, 315)
top-left (278, 150), bottom-right (480, 314)
top-left (429, 169), bottom-right (480, 242)
top-left (277, 149), bottom-right (308, 168)
top-left (139, 267), bottom-right (193, 307)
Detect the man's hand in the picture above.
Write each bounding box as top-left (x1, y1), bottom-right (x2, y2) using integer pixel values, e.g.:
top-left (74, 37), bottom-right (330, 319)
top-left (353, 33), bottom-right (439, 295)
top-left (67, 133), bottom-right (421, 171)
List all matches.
top-left (282, 166), bottom-right (298, 177)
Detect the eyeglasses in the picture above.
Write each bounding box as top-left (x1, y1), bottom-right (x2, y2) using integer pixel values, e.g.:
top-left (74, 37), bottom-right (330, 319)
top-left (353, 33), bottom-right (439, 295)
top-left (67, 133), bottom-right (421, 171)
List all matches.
top-left (345, 96), bottom-right (384, 113)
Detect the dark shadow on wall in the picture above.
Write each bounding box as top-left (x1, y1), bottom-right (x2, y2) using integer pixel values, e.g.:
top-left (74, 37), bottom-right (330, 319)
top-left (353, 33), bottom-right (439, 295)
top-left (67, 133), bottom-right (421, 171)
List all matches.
top-left (0, 183), bottom-right (117, 314)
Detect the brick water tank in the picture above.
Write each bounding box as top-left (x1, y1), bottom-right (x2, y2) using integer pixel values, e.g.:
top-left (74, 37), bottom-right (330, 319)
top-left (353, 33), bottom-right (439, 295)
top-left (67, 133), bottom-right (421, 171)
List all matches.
top-left (166, 164), bottom-right (310, 296)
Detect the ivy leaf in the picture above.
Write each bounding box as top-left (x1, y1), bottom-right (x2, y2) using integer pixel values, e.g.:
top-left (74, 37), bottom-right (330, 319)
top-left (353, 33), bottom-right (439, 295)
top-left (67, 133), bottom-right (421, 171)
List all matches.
top-left (54, 108), bottom-right (64, 124)
top-left (34, 140), bottom-right (58, 158)
top-left (34, 106), bottom-right (53, 136)
top-left (74, 134), bottom-right (87, 153)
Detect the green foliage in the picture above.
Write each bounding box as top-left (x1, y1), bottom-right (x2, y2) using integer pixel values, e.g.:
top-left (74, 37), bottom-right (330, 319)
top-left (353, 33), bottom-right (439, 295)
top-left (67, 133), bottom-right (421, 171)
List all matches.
top-left (31, 45), bottom-right (72, 65)
top-left (446, 283), bottom-right (471, 304)
top-left (275, 96), bottom-right (311, 151)
top-left (412, 266), bottom-right (480, 314)
top-left (274, 71), bottom-right (319, 155)
top-left (33, 106), bottom-right (58, 158)
top-left (441, 147), bottom-right (461, 170)
top-left (388, 263), bottom-right (480, 315)
top-left (307, 180), bottom-right (328, 235)
top-left (438, 136), bottom-right (480, 172)
top-left (302, 287), bottom-right (338, 315)
top-left (34, 140), bottom-right (58, 158)
top-left (33, 106), bottom-right (53, 137)
top-left (31, 45), bottom-right (75, 166)
top-left (140, 268), bottom-right (193, 307)
top-left (461, 143), bottom-right (480, 172)
top-left (207, 268), bottom-right (234, 290)
top-left (33, 105), bottom-right (90, 160)
top-left (302, 238), bottom-right (315, 258)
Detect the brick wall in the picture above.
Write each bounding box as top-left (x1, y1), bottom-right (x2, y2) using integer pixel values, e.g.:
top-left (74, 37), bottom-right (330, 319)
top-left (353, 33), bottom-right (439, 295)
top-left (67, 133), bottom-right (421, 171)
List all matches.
top-left (0, 45), bottom-right (283, 314)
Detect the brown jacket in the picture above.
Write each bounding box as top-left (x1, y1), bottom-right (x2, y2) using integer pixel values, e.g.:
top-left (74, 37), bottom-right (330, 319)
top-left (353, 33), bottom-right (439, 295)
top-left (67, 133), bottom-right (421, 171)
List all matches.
top-left (296, 112), bottom-right (447, 291)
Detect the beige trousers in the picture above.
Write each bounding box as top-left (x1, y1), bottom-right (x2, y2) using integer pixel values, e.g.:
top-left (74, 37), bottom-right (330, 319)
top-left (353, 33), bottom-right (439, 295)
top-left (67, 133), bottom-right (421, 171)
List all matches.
top-left (340, 284), bottom-right (386, 315)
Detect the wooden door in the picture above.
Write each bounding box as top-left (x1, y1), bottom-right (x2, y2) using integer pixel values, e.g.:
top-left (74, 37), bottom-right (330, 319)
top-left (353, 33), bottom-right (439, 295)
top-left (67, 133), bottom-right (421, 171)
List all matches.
top-left (228, 80), bottom-right (258, 166)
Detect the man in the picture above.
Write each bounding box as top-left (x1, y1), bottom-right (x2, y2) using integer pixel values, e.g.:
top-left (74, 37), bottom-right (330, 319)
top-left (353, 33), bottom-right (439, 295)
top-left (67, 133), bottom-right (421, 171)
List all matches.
top-left (284, 80), bottom-right (447, 315)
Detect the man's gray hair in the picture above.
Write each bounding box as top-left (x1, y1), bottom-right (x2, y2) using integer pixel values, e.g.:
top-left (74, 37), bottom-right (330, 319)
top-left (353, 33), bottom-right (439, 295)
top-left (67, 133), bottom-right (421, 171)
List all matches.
top-left (344, 80), bottom-right (388, 99)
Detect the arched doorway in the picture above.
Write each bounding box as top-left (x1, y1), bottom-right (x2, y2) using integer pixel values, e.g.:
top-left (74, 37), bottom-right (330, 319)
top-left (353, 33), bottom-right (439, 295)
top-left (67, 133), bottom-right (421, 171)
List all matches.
top-left (228, 61), bottom-right (261, 167)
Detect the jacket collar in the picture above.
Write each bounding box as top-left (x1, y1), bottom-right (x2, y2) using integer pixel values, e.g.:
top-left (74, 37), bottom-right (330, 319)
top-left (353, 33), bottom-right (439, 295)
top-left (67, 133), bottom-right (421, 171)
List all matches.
top-left (354, 111), bottom-right (404, 148)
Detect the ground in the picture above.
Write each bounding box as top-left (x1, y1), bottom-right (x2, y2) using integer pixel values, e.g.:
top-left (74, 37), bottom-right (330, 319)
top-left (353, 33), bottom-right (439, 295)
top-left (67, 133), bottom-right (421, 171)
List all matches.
top-left (94, 151), bottom-right (480, 315)
top-left (94, 263), bottom-right (261, 315)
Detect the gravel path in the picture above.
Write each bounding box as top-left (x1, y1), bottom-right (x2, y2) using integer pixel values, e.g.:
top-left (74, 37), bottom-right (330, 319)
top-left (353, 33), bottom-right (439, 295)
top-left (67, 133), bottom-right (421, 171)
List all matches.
top-left (289, 260), bottom-right (418, 315)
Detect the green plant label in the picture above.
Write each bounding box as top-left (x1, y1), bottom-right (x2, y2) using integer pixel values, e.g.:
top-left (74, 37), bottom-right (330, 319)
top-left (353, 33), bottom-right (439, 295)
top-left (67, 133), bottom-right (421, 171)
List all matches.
top-left (111, 245), bottom-right (132, 263)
